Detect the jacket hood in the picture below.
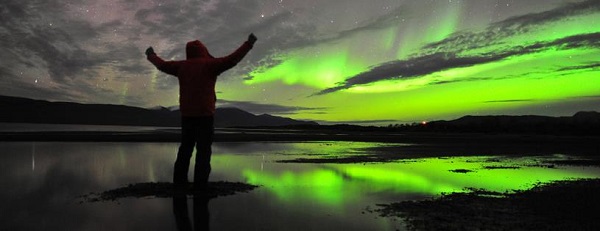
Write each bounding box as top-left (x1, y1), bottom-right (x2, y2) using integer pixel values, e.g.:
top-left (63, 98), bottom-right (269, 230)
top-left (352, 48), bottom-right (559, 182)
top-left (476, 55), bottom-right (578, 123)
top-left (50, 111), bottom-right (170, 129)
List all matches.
top-left (186, 40), bottom-right (214, 59)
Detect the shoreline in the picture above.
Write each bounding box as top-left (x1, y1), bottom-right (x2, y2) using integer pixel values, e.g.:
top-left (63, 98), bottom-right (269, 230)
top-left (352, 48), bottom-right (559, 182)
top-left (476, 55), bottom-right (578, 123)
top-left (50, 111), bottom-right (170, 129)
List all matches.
top-left (2, 129), bottom-right (599, 158)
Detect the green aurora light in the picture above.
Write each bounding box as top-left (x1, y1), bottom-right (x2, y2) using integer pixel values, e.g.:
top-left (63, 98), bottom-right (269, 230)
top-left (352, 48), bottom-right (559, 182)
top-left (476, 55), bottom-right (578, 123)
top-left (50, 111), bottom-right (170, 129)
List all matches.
top-left (234, 4), bottom-right (600, 124)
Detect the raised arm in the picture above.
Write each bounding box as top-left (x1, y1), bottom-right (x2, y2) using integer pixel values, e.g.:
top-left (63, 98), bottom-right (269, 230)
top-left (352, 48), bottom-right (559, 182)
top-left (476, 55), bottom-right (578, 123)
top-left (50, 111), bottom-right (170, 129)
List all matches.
top-left (145, 47), bottom-right (180, 76)
top-left (212, 33), bottom-right (257, 74)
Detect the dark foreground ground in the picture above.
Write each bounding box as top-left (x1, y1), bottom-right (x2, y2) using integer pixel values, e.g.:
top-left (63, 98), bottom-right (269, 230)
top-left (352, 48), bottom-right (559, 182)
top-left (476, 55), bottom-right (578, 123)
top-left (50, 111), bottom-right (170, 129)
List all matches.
top-left (375, 179), bottom-right (600, 231)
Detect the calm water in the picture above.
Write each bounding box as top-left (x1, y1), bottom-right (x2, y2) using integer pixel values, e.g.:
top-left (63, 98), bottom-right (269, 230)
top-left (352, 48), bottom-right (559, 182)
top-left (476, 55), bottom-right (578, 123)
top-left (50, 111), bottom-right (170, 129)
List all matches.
top-left (1, 141), bottom-right (599, 230)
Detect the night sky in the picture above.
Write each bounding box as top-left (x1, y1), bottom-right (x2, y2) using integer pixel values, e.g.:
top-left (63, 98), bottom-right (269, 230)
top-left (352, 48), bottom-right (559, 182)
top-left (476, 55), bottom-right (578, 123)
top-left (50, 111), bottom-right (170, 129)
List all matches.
top-left (1, 0), bottom-right (599, 124)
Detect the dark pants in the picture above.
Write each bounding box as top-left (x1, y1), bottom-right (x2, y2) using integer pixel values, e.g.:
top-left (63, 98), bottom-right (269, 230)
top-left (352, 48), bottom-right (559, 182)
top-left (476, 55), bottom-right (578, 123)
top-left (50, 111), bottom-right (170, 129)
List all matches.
top-left (174, 116), bottom-right (214, 185)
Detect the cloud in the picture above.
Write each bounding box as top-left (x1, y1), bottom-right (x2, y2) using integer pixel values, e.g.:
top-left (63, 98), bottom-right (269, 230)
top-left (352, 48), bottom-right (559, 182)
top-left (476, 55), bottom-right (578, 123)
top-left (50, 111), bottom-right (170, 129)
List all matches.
top-left (494, 0), bottom-right (600, 28)
top-left (1, 1), bottom-right (107, 79)
top-left (273, 6), bottom-right (407, 50)
top-left (422, 0), bottom-right (600, 54)
top-left (153, 74), bottom-right (178, 91)
top-left (315, 32), bottom-right (600, 95)
top-left (134, 0), bottom-right (264, 49)
top-left (429, 77), bottom-right (493, 85)
top-left (557, 62), bottom-right (600, 72)
top-left (217, 99), bottom-right (327, 115)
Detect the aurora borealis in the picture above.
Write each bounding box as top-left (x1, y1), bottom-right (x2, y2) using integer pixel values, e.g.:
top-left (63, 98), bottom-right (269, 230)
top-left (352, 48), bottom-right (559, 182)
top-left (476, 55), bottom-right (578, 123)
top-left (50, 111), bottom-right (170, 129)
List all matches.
top-left (1, 0), bottom-right (599, 124)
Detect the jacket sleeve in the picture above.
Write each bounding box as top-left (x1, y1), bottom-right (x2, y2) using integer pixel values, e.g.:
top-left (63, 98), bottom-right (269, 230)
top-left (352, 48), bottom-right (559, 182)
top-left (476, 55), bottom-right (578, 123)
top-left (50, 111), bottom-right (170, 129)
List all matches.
top-left (212, 41), bottom-right (253, 74)
top-left (147, 53), bottom-right (181, 76)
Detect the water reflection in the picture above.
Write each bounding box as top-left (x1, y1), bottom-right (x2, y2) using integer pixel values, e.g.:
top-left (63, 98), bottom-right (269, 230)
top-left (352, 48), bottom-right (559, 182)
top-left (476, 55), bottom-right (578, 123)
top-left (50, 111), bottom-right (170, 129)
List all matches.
top-left (214, 143), bottom-right (600, 207)
top-left (1, 141), bottom-right (599, 231)
top-left (242, 156), bottom-right (600, 203)
top-left (173, 196), bottom-right (210, 231)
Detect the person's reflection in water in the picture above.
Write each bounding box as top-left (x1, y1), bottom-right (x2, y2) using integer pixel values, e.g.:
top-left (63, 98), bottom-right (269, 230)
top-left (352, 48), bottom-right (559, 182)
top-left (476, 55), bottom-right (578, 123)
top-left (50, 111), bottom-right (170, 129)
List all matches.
top-left (173, 195), bottom-right (210, 231)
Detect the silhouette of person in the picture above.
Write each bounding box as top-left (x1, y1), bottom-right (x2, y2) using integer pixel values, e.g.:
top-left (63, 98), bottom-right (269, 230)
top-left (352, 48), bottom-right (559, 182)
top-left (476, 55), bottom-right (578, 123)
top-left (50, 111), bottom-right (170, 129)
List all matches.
top-left (146, 34), bottom-right (257, 188)
top-left (173, 195), bottom-right (210, 231)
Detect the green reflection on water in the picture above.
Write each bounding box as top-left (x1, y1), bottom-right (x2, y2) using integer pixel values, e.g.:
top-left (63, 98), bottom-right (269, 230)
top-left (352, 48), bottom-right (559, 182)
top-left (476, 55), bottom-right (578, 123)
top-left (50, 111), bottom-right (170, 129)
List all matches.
top-left (212, 142), bottom-right (600, 207)
top-left (336, 157), bottom-right (600, 194)
top-left (244, 169), bottom-right (346, 206)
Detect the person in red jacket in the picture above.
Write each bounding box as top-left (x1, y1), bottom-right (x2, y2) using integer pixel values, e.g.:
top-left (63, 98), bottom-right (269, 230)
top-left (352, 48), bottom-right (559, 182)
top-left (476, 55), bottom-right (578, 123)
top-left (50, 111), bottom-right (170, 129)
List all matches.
top-left (146, 33), bottom-right (257, 189)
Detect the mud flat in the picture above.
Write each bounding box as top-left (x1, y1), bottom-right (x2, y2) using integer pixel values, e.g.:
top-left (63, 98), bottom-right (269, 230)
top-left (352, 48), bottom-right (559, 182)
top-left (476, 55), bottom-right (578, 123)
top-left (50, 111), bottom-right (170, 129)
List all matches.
top-left (375, 179), bottom-right (600, 231)
top-left (80, 181), bottom-right (258, 202)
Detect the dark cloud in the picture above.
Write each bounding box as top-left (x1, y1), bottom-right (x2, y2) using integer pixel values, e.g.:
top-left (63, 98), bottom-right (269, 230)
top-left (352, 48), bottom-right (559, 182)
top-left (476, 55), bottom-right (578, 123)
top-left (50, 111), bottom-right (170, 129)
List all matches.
top-left (217, 99), bottom-right (327, 115)
top-left (256, 6), bottom-right (406, 51)
top-left (494, 0), bottom-right (600, 29)
top-left (314, 7), bottom-right (406, 43)
top-left (430, 77), bottom-right (493, 85)
top-left (315, 32), bottom-right (600, 95)
top-left (557, 62), bottom-right (600, 72)
top-left (423, 0), bottom-right (600, 54)
top-left (0, 1), bottom-right (109, 83)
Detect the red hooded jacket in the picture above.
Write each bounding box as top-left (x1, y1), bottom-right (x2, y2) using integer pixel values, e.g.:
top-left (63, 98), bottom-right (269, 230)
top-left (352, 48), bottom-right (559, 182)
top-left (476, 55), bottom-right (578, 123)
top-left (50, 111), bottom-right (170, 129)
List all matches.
top-left (147, 40), bottom-right (253, 117)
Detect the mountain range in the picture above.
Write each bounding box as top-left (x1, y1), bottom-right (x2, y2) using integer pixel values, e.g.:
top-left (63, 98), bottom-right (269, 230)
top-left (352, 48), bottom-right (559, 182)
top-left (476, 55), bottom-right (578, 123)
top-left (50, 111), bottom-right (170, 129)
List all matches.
top-left (0, 95), bottom-right (318, 127)
top-left (414, 111), bottom-right (600, 135)
top-left (2, 94), bottom-right (599, 134)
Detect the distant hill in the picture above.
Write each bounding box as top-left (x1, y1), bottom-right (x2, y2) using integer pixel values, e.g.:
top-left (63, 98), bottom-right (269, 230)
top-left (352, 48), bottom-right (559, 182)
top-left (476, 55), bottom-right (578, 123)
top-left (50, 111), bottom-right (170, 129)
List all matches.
top-left (418, 111), bottom-right (600, 135)
top-left (0, 95), bottom-right (318, 127)
top-left (215, 107), bottom-right (319, 127)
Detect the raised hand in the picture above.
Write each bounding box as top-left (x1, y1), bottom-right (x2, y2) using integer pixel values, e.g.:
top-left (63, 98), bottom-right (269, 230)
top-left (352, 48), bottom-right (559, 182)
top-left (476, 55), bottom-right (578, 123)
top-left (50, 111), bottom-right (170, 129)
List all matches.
top-left (247, 33), bottom-right (257, 45)
top-left (145, 47), bottom-right (155, 56)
